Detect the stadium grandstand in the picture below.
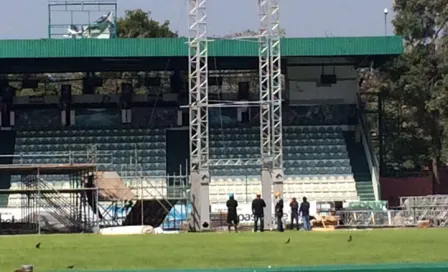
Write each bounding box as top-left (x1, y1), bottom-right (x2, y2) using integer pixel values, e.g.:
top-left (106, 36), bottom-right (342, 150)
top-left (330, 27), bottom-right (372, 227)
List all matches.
top-left (0, 0), bottom-right (406, 235)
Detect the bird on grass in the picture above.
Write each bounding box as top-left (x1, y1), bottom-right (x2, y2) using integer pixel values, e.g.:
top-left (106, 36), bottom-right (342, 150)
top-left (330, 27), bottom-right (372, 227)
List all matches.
top-left (285, 238), bottom-right (290, 244)
top-left (35, 242), bottom-right (41, 249)
top-left (347, 235), bottom-right (352, 242)
top-left (67, 265), bottom-right (75, 269)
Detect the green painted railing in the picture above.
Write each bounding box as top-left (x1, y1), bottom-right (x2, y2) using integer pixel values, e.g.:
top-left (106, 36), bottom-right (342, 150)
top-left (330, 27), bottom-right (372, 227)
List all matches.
top-left (49, 263), bottom-right (448, 272)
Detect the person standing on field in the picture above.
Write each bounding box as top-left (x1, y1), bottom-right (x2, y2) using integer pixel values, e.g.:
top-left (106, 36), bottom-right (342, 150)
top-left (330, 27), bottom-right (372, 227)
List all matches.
top-left (252, 193), bottom-right (266, 232)
top-left (226, 193), bottom-right (239, 233)
top-left (274, 192), bottom-right (284, 232)
top-left (290, 197), bottom-right (299, 230)
top-left (299, 196), bottom-right (311, 231)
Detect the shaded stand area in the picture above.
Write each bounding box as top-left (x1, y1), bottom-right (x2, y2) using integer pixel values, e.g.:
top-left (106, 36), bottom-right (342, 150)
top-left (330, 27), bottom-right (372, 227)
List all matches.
top-left (0, 164), bottom-right (97, 235)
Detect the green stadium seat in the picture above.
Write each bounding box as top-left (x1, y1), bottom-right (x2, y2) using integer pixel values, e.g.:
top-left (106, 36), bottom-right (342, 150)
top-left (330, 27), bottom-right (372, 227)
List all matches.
top-left (13, 127), bottom-right (168, 183)
top-left (281, 125), bottom-right (353, 178)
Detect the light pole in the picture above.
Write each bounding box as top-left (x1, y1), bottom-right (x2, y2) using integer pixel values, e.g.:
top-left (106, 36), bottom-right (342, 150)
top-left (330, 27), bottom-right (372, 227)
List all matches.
top-left (384, 8), bottom-right (388, 36)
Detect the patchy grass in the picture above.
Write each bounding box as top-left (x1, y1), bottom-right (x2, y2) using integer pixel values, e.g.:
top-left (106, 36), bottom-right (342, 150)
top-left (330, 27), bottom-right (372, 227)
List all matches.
top-left (1, 229), bottom-right (448, 271)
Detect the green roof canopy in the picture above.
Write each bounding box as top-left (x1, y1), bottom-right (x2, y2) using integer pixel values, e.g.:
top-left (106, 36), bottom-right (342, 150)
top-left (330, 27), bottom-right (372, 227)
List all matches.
top-left (0, 36), bottom-right (402, 59)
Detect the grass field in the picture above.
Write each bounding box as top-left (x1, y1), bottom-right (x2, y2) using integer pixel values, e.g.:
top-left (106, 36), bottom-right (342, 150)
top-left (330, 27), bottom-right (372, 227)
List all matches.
top-left (1, 229), bottom-right (448, 271)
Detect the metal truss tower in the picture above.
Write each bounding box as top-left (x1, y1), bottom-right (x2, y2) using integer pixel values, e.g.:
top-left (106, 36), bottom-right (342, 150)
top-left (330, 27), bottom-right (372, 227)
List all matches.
top-left (187, 0), bottom-right (282, 231)
top-left (188, 0), bottom-right (211, 231)
top-left (269, 0), bottom-right (284, 198)
top-left (258, 0), bottom-right (274, 230)
top-left (258, 0), bottom-right (283, 230)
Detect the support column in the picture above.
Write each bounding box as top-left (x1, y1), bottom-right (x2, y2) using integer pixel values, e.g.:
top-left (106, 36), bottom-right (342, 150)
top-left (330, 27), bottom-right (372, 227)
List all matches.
top-left (188, 0), bottom-right (210, 231)
top-left (189, 170), bottom-right (210, 231)
top-left (261, 169), bottom-right (273, 230)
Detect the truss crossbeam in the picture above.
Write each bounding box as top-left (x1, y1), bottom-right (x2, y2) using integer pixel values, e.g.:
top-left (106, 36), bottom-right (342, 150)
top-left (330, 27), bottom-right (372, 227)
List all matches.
top-left (207, 158), bottom-right (262, 167)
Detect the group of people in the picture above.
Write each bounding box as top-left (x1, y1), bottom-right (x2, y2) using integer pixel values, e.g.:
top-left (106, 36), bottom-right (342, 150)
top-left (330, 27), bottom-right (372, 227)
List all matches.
top-left (226, 192), bottom-right (311, 232)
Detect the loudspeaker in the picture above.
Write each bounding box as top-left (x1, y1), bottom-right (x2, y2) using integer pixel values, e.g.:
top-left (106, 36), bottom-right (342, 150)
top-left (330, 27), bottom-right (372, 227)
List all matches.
top-left (91, 76), bottom-right (103, 87)
top-left (238, 82), bottom-right (250, 100)
top-left (1, 86), bottom-right (15, 105)
top-left (145, 77), bottom-right (161, 87)
top-left (82, 75), bottom-right (102, 94)
top-left (82, 78), bottom-right (94, 95)
top-left (121, 83), bottom-right (133, 99)
top-left (121, 83), bottom-right (133, 108)
top-left (0, 78), bottom-right (9, 90)
top-left (208, 76), bottom-right (223, 86)
top-left (170, 71), bottom-right (182, 93)
top-left (320, 74), bottom-right (337, 85)
top-left (22, 79), bottom-right (38, 89)
top-left (182, 110), bottom-right (189, 126)
top-left (60, 84), bottom-right (72, 103)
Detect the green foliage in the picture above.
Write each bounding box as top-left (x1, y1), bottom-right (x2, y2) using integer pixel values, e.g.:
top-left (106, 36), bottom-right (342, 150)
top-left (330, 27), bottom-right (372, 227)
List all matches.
top-left (364, 0), bottom-right (448, 177)
top-left (116, 9), bottom-right (177, 38)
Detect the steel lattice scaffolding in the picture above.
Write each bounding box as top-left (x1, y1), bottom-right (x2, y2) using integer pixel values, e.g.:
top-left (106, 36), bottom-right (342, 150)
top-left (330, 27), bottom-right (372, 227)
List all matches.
top-left (0, 164), bottom-right (97, 235)
top-left (259, 0), bottom-right (284, 230)
top-left (259, 0), bottom-right (271, 163)
top-left (269, 0), bottom-right (283, 172)
top-left (187, 0), bottom-right (283, 231)
top-left (188, 0), bottom-right (211, 231)
top-left (399, 195), bottom-right (448, 226)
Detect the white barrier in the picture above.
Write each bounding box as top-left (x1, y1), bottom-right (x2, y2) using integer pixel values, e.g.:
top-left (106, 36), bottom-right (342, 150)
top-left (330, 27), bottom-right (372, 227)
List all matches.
top-left (99, 225), bottom-right (155, 235)
top-left (99, 225), bottom-right (180, 235)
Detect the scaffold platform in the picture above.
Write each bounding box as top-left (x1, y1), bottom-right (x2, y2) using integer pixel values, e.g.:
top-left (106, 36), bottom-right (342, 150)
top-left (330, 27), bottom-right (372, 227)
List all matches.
top-left (0, 163), bottom-right (96, 175)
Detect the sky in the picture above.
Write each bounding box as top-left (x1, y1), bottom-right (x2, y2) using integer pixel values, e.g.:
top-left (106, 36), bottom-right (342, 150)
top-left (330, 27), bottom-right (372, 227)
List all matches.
top-left (0, 0), bottom-right (395, 39)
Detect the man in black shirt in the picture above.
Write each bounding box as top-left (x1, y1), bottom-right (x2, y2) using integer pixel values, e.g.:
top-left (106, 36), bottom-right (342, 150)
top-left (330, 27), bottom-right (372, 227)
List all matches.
top-left (290, 197), bottom-right (299, 230)
top-left (226, 193), bottom-right (239, 232)
top-left (274, 192), bottom-right (284, 232)
top-left (299, 196), bottom-right (311, 231)
top-left (252, 193), bottom-right (266, 232)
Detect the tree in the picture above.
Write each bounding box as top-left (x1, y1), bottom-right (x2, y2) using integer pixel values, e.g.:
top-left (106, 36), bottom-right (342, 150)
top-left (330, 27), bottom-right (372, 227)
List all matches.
top-left (368, 0), bottom-right (448, 179)
top-left (116, 9), bottom-right (178, 38)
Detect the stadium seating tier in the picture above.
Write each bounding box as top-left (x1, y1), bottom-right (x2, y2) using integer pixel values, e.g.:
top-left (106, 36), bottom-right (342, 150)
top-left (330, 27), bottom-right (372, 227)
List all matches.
top-left (6, 104), bottom-right (372, 207)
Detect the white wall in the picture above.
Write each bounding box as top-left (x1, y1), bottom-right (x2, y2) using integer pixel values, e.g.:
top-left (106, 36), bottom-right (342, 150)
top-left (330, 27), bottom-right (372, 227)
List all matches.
top-left (286, 57), bottom-right (359, 105)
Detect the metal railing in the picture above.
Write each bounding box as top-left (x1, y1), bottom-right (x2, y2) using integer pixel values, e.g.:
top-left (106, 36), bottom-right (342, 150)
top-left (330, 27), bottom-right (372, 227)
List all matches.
top-left (0, 147), bottom-right (114, 165)
top-left (23, 177), bottom-right (81, 231)
top-left (356, 94), bottom-right (380, 201)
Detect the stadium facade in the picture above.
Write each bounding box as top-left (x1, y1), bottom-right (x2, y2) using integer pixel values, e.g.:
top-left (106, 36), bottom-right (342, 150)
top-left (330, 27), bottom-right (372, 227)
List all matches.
top-left (0, 36), bottom-right (403, 233)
